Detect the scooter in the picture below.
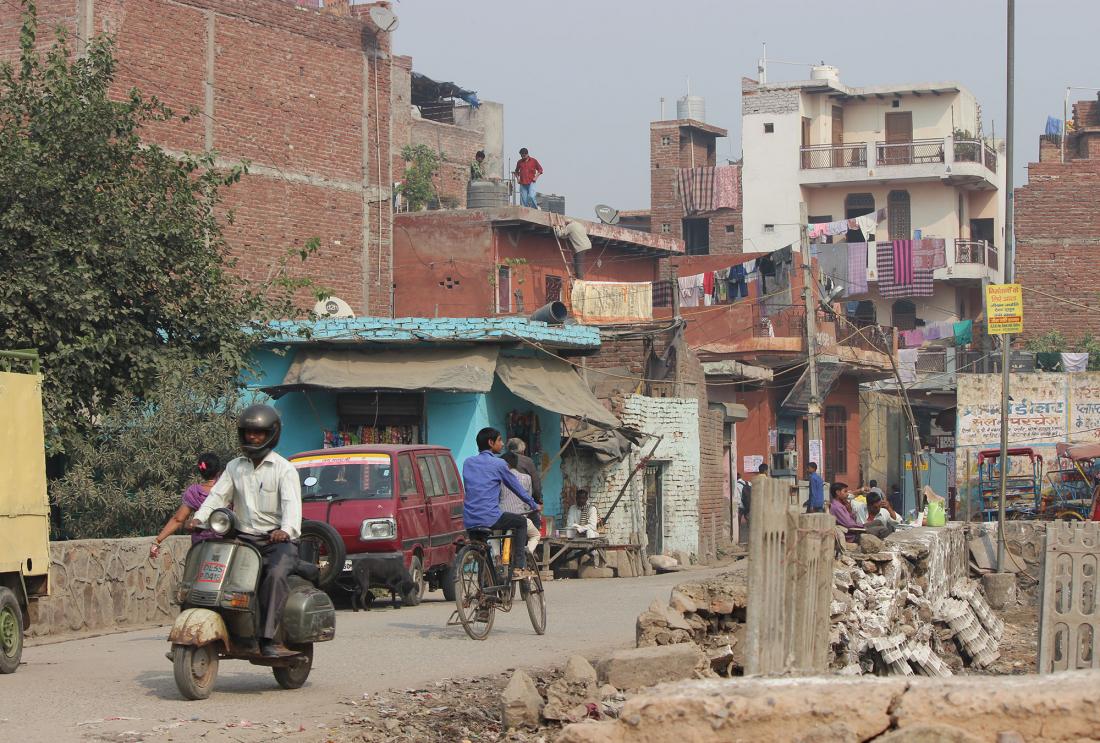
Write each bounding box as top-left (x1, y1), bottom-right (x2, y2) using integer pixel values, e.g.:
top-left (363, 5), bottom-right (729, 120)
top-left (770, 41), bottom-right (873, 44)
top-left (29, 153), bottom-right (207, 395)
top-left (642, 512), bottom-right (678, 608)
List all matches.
top-left (167, 509), bottom-right (336, 700)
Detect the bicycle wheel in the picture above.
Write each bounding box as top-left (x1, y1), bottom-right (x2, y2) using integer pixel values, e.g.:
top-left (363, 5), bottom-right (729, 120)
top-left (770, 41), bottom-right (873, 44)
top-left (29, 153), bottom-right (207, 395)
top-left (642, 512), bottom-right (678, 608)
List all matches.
top-left (520, 553), bottom-right (546, 635)
top-left (454, 546), bottom-right (495, 640)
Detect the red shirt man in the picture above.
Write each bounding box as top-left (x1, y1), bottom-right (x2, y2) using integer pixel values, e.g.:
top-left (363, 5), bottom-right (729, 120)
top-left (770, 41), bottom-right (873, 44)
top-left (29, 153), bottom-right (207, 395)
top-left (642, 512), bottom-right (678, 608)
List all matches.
top-left (513, 148), bottom-right (543, 185)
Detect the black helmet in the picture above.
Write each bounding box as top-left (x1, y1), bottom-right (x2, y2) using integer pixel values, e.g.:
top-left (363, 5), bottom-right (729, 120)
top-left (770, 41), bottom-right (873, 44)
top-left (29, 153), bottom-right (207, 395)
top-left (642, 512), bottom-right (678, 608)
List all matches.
top-left (237, 404), bottom-right (281, 460)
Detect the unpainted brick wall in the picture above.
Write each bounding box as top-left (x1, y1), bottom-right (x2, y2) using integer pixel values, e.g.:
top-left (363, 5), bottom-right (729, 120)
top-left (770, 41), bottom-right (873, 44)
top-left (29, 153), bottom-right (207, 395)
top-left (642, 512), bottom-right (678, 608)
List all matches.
top-left (1016, 99), bottom-right (1100, 342)
top-left (0, 0), bottom-right (396, 317)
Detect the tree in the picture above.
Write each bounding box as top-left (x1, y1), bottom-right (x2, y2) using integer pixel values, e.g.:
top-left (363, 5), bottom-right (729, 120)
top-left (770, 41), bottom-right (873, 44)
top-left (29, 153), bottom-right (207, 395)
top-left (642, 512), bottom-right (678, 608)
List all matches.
top-left (399, 144), bottom-right (440, 211)
top-left (0, 3), bottom-right (317, 454)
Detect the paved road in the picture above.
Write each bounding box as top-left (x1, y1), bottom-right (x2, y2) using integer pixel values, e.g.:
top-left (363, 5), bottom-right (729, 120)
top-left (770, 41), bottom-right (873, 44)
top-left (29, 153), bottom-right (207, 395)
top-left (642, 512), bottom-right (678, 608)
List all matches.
top-left (4, 567), bottom-right (728, 742)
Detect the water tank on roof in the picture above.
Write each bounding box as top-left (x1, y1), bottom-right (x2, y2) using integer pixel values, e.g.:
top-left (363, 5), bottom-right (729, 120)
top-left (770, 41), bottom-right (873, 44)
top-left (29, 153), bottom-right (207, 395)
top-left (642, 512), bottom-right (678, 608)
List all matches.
top-left (466, 180), bottom-right (509, 209)
top-left (810, 65), bottom-right (840, 84)
top-left (677, 94), bottom-right (706, 122)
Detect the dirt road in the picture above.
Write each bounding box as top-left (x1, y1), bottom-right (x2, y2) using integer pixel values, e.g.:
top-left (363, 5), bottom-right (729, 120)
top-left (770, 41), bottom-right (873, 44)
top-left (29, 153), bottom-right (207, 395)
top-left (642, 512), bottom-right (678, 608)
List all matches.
top-left (5, 567), bottom-right (728, 742)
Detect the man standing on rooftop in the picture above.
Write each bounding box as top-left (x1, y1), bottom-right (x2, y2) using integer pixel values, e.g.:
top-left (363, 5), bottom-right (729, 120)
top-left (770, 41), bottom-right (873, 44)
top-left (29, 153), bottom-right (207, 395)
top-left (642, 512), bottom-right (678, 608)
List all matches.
top-left (513, 147), bottom-right (543, 209)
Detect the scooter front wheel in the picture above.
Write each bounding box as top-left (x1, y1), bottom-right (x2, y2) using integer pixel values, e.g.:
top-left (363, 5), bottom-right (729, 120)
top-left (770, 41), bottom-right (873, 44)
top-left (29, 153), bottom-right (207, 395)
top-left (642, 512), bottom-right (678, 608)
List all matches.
top-left (172, 643), bottom-right (219, 700)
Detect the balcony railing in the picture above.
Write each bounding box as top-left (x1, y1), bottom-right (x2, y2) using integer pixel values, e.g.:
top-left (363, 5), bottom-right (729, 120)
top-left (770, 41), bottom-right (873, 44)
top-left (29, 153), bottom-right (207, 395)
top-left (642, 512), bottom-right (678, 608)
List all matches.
top-left (955, 239), bottom-right (999, 270)
top-left (954, 140), bottom-right (999, 173)
top-left (752, 304), bottom-right (805, 339)
top-left (915, 348), bottom-right (946, 373)
top-left (983, 142), bottom-right (998, 172)
top-left (876, 138), bottom-right (946, 166)
top-left (800, 142), bottom-right (867, 169)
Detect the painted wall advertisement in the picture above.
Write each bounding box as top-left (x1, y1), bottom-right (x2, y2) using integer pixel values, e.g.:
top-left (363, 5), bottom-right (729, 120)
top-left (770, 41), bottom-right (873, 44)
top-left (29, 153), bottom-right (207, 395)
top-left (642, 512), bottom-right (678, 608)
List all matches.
top-left (956, 372), bottom-right (1100, 502)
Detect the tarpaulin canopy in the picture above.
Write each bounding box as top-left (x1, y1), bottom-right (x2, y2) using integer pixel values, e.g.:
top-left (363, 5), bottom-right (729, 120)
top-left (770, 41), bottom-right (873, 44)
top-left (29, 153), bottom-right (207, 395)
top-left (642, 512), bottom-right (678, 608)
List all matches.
top-left (263, 347), bottom-right (499, 398)
top-left (494, 356), bottom-right (621, 429)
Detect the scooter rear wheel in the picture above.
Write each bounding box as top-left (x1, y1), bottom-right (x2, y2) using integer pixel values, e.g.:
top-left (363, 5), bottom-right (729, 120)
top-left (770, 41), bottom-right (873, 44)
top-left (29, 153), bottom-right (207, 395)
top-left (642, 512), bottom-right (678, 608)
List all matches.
top-left (172, 644), bottom-right (219, 700)
top-left (273, 643), bottom-right (314, 689)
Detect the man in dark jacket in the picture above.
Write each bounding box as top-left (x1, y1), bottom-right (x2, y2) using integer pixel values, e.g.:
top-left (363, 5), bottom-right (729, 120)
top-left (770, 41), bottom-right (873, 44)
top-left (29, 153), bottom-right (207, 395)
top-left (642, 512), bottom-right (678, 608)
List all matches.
top-left (507, 438), bottom-right (542, 507)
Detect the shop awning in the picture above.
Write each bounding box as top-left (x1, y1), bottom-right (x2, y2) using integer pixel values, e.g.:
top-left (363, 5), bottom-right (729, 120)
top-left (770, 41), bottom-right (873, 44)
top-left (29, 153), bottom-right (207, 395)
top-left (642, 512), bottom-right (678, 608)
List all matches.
top-left (263, 347), bottom-right (499, 398)
top-left (494, 356), bottom-right (621, 429)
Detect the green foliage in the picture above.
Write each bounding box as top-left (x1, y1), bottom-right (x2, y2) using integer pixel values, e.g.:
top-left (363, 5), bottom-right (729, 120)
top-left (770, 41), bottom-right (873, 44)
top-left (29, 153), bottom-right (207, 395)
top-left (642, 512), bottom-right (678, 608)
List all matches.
top-left (399, 144), bottom-right (440, 211)
top-left (48, 356), bottom-right (243, 539)
top-left (0, 4), bottom-right (320, 454)
top-left (1024, 331), bottom-right (1100, 371)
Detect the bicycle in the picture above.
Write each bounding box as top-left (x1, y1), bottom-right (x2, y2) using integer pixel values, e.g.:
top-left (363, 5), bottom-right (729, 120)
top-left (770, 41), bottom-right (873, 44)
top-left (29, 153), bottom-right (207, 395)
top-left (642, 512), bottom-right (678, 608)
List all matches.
top-left (448, 523), bottom-right (546, 640)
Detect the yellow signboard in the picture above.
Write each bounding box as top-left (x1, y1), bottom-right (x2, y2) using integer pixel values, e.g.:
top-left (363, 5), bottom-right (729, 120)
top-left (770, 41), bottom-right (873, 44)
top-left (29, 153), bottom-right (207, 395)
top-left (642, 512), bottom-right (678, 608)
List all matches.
top-left (985, 283), bottom-right (1023, 335)
top-left (905, 459), bottom-right (930, 471)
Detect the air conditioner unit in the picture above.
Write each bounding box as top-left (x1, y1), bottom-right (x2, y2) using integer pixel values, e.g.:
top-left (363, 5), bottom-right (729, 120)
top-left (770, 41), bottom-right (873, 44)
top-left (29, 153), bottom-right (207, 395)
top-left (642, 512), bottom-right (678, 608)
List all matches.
top-left (772, 450), bottom-right (799, 473)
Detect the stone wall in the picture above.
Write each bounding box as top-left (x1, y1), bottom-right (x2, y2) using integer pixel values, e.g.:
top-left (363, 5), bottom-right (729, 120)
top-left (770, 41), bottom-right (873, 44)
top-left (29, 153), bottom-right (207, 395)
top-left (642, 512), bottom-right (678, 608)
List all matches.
top-left (27, 536), bottom-right (190, 640)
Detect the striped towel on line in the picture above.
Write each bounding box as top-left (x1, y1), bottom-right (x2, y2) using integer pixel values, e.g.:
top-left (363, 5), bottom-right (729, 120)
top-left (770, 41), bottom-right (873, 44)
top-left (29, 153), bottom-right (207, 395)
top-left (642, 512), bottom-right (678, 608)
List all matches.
top-left (676, 167), bottom-right (715, 214)
top-left (876, 242), bottom-right (933, 298)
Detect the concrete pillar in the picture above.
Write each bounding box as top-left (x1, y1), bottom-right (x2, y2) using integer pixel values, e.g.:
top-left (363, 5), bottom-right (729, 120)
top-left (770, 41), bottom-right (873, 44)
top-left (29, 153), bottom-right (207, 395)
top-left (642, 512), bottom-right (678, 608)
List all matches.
top-left (981, 571), bottom-right (1017, 610)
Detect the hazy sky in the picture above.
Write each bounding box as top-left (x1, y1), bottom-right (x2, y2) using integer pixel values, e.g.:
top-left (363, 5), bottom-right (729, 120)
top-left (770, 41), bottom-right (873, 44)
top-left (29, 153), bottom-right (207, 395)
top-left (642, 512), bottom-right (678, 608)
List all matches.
top-left (395, 0), bottom-right (1095, 219)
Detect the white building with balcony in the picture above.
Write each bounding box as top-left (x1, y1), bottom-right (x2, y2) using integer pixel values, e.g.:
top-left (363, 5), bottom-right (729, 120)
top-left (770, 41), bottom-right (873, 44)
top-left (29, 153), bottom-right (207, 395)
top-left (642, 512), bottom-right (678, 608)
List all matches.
top-left (740, 65), bottom-right (1005, 464)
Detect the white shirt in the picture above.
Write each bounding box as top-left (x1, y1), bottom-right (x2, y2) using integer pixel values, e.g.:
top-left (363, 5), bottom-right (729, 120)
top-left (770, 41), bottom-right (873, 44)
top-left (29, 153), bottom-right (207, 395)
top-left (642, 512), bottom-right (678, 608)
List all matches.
top-left (873, 508), bottom-right (900, 526)
top-left (566, 504), bottom-right (599, 537)
top-left (194, 452), bottom-right (303, 539)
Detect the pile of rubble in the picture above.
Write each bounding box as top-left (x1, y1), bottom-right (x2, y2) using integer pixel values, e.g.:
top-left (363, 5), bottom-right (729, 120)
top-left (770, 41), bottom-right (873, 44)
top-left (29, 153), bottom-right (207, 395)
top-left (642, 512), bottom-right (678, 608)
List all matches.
top-left (832, 533), bottom-right (1003, 676)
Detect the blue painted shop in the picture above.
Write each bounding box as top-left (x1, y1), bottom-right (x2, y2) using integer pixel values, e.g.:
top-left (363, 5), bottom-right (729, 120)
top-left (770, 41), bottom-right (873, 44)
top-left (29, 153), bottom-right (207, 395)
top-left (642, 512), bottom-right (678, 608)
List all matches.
top-left (246, 317), bottom-right (617, 520)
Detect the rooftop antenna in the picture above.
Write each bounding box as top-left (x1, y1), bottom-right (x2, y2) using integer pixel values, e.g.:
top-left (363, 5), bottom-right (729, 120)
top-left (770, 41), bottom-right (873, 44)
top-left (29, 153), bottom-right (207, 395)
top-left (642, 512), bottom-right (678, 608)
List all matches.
top-left (660, 96), bottom-right (665, 120)
top-left (758, 42), bottom-right (767, 84)
top-left (367, 5), bottom-right (399, 32)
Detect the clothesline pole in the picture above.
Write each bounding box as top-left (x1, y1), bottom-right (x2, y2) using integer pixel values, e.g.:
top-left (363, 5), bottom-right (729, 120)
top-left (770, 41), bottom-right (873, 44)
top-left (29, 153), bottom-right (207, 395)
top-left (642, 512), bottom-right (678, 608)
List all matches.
top-left (799, 202), bottom-right (824, 455)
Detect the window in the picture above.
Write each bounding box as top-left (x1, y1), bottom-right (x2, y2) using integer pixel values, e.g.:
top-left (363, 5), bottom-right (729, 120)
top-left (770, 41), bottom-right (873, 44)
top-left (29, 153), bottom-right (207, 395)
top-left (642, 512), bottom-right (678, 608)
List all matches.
top-left (891, 98), bottom-right (901, 108)
top-left (892, 300), bottom-right (917, 331)
top-left (682, 218), bottom-right (710, 255)
top-left (764, 122), bottom-right (775, 133)
top-left (435, 455), bottom-right (461, 494)
top-left (845, 193), bottom-right (875, 242)
top-left (660, 223), bottom-right (671, 234)
top-left (661, 135), bottom-right (672, 146)
top-left (417, 456), bottom-right (442, 498)
top-left (724, 224), bottom-right (736, 234)
top-left (397, 453), bottom-right (418, 497)
top-left (763, 224), bottom-right (775, 233)
top-left (545, 275), bottom-right (562, 303)
top-left (849, 300), bottom-right (877, 326)
top-left (824, 406), bottom-right (848, 480)
top-left (497, 265), bottom-right (511, 313)
top-left (887, 190), bottom-right (911, 240)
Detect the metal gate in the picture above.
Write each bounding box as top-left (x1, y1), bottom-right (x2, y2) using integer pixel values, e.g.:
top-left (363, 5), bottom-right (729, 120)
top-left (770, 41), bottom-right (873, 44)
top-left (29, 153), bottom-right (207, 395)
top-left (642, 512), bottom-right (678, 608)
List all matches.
top-left (1038, 521), bottom-right (1100, 673)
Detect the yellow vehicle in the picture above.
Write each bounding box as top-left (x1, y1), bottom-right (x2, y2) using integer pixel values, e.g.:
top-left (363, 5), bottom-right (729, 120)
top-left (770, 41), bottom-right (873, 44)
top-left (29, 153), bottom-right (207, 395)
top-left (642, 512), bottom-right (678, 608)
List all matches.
top-left (0, 350), bottom-right (51, 673)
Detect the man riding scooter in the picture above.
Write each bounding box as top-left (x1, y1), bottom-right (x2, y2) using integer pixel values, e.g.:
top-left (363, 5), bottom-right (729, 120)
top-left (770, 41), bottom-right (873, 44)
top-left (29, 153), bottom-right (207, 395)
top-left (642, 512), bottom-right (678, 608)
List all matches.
top-left (190, 404), bottom-right (302, 658)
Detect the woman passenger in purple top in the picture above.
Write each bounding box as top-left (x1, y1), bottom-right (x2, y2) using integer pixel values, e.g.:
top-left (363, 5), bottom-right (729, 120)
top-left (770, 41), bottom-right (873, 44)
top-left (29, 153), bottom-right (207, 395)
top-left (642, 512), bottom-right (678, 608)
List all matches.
top-left (149, 453), bottom-right (225, 559)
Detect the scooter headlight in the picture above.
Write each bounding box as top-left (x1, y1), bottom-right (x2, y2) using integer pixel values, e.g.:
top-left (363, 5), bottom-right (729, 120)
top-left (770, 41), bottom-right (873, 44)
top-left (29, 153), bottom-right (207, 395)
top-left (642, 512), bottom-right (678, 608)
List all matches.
top-left (209, 508), bottom-right (236, 536)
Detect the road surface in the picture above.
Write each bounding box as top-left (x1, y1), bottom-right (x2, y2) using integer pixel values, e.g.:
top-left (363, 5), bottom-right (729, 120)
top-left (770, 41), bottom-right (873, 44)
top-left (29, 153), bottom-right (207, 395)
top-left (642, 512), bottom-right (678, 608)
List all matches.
top-left (3, 566), bottom-right (729, 742)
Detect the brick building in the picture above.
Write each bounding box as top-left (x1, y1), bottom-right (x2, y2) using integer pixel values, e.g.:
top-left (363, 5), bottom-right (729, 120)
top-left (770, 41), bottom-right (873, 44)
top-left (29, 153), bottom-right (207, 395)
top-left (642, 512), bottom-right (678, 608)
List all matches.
top-left (1016, 96), bottom-right (1100, 342)
top-left (391, 56), bottom-right (503, 210)
top-left (0, 0), bottom-right (398, 316)
top-left (649, 118), bottom-right (743, 255)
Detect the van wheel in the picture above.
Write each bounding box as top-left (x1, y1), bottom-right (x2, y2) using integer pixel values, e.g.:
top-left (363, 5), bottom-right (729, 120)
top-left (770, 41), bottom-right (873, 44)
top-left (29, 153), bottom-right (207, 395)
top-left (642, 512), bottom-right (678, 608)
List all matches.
top-left (173, 644), bottom-right (219, 700)
top-left (403, 556), bottom-right (424, 606)
top-left (440, 559), bottom-right (457, 602)
top-left (0, 588), bottom-right (23, 674)
top-left (300, 520), bottom-right (346, 590)
top-left (273, 644), bottom-right (313, 689)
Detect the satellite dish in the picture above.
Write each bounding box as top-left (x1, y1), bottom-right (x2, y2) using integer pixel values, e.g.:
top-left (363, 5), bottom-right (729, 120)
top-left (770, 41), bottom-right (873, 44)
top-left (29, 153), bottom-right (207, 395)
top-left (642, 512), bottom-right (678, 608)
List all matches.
top-left (594, 204), bottom-right (620, 225)
top-left (368, 5), bottom-right (399, 32)
top-left (313, 296), bottom-right (355, 319)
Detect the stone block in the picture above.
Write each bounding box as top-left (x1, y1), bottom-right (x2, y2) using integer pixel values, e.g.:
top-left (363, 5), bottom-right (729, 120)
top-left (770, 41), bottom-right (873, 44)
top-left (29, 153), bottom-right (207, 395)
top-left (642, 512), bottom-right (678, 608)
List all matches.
top-left (579, 565), bottom-right (615, 579)
top-left (980, 571), bottom-right (1017, 610)
top-left (500, 670), bottom-right (543, 729)
top-left (596, 643), bottom-right (707, 690)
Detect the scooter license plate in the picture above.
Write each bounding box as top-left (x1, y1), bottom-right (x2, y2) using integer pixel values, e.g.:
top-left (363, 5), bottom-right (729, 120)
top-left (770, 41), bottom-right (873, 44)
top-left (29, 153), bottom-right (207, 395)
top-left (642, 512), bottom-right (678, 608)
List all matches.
top-left (342, 559), bottom-right (353, 573)
top-left (197, 561), bottom-right (227, 583)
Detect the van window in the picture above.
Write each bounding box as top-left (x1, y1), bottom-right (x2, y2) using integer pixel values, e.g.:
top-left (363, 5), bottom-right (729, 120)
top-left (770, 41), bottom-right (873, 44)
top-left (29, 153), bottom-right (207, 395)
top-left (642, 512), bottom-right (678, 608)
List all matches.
top-left (295, 454), bottom-right (393, 501)
top-left (397, 453), bottom-right (418, 497)
top-left (436, 455), bottom-right (461, 494)
top-left (417, 456), bottom-right (443, 498)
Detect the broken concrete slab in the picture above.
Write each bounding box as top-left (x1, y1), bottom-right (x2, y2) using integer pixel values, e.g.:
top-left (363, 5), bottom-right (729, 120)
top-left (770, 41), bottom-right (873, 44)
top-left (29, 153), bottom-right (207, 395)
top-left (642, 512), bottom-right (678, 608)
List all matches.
top-left (564, 655), bottom-right (598, 686)
top-left (578, 565), bottom-right (615, 579)
top-left (596, 643), bottom-right (709, 690)
top-left (558, 672), bottom-right (1100, 743)
top-left (980, 571), bottom-right (1018, 610)
top-left (648, 554), bottom-right (677, 571)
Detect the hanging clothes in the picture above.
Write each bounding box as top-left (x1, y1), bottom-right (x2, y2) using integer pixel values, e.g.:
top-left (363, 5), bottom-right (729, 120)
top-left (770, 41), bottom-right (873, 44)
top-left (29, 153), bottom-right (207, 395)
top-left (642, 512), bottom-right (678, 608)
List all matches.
top-left (728, 264), bottom-right (749, 298)
top-left (953, 320), bottom-right (973, 346)
top-left (1062, 352), bottom-right (1089, 372)
top-left (893, 240), bottom-right (914, 285)
top-left (703, 271), bottom-right (716, 300)
top-left (854, 213), bottom-right (878, 240)
top-left (713, 165), bottom-right (740, 210)
top-left (847, 242), bottom-right (869, 295)
top-left (570, 280), bottom-right (654, 324)
top-left (816, 243), bottom-right (849, 295)
top-left (677, 274), bottom-right (701, 308)
top-left (877, 242), bottom-right (933, 298)
top-left (676, 167), bottom-right (715, 214)
top-left (714, 268), bottom-right (730, 302)
top-left (913, 238), bottom-right (947, 271)
top-left (898, 349), bottom-right (919, 384)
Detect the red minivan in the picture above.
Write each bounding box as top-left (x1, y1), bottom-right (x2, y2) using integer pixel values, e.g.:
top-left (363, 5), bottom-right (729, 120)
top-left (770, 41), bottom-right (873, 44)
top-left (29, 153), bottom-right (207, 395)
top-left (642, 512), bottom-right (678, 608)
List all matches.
top-left (289, 445), bottom-right (465, 604)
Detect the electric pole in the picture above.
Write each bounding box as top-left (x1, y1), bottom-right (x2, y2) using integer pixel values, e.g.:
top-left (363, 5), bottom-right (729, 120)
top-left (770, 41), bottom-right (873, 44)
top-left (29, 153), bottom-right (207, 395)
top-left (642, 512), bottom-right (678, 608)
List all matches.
top-left (800, 203), bottom-right (823, 459)
top-left (997, 0), bottom-right (1016, 573)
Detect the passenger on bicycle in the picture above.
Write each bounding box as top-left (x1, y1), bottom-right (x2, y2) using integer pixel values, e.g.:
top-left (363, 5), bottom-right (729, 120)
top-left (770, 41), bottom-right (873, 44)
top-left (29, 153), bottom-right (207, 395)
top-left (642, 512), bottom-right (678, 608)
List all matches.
top-left (462, 427), bottom-right (539, 578)
top-left (501, 451), bottom-right (541, 555)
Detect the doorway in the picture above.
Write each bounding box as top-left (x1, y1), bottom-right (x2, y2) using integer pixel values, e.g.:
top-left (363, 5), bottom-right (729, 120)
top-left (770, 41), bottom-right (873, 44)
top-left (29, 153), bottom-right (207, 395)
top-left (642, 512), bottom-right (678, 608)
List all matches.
top-left (831, 106), bottom-right (845, 167)
top-left (682, 218), bottom-right (710, 255)
top-left (644, 463), bottom-right (665, 556)
top-left (845, 193), bottom-right (875, 242)
top-left (970, 218), bottom-right (995, 245)
top-left (884, 111), bottom-right (913, 165)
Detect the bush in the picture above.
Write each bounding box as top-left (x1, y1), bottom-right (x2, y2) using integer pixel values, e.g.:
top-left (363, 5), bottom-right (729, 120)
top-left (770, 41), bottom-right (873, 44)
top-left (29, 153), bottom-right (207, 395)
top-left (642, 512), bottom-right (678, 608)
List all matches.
top-left (49, 357), bottom-right (246, 540)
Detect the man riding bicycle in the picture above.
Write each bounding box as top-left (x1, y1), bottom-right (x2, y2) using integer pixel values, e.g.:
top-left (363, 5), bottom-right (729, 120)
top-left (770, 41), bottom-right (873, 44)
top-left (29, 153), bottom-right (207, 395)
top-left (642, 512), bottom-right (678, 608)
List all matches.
top-left (462, 427), bottom-right (539, 578)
